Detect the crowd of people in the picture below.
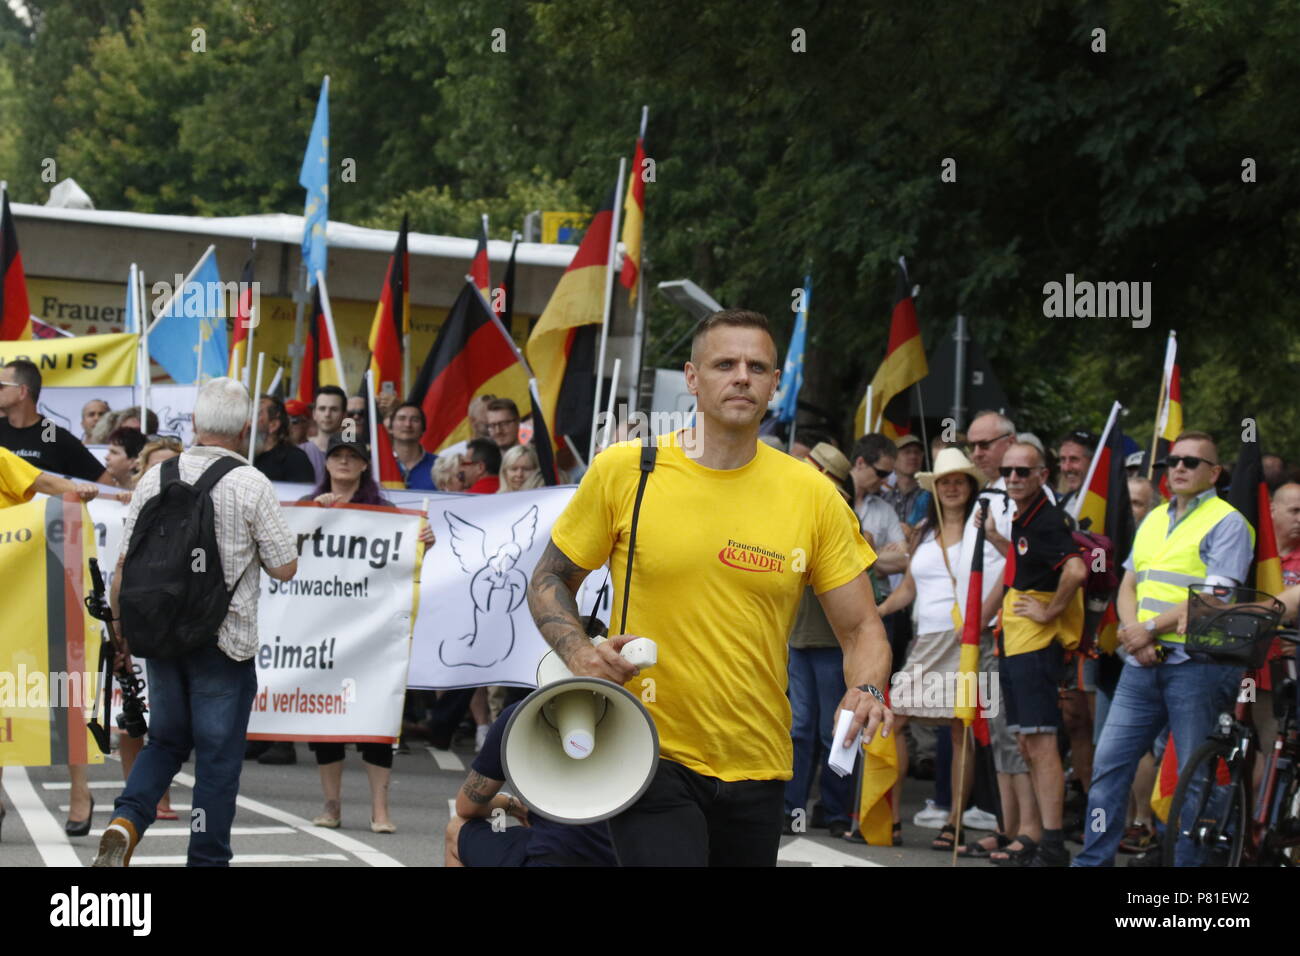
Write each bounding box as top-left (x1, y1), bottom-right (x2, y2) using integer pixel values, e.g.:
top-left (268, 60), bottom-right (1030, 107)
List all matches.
top-left (3, 303), bottom-right (1300, 867)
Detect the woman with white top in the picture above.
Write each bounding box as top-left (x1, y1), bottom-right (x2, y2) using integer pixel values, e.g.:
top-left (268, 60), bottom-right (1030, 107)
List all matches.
top-left (875, 448), bottom-right (985, 850)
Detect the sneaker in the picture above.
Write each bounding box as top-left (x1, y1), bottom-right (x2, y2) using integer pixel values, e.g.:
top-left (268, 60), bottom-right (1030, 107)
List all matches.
top-left (1119, 822), bottom-right (1156, 854)
top-left (961, 806), bottom-right (998, 831)
top-left (92, 818), bottom-right (138, 867)
top-left (1028, 841), bottom-right (1071, 867)
top-left (912, 799), bottom-right (951, 829)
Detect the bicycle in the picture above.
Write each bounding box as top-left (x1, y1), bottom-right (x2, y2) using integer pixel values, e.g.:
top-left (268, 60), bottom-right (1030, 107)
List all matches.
top-left (1163, 586), bottom-right (1300, 867)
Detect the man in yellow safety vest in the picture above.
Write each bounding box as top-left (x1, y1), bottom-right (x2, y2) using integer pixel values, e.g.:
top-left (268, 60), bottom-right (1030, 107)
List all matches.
top-left (1075, 430), bottom-right (1254, 866)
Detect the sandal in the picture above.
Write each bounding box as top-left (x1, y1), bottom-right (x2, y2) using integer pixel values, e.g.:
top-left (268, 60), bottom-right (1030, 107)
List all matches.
top-left (930, 823), bottom-right (957, 851)
top-left (990, 835), bottom-right (1038, 866)
top-left (957, 833), bottom-right (1011, 858)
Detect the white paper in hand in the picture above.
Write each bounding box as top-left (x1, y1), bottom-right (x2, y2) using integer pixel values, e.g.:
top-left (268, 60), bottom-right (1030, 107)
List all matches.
top-left (827, 708), bottom-right (862, 778)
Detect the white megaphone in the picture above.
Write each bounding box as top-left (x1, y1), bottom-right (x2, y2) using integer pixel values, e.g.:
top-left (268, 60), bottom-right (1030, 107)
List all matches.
top-left (501, 636), bottom-right (660, 824)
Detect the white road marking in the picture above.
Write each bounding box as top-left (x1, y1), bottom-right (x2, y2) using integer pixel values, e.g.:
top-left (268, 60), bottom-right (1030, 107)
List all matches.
top-left (88, 825), bottom-right (297, 837)
top-left (427, 747), bottom-right (464, 771)
top-left (3, 767), bottom-right (83, 867)
top-left (60, 803), bottom-right (192, 813)
top-left (42, 780), bottom-right (136, 790)
top-left (171, 771), bottom-right (405, 867)
top-left (131, 852), bottom-right (349, 866)
top-left (778, 837), bottom-right (884, 867)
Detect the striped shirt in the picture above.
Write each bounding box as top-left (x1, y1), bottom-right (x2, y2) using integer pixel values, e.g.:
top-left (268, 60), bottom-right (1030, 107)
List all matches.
top-left (122, 445), bottom-right (297, 661)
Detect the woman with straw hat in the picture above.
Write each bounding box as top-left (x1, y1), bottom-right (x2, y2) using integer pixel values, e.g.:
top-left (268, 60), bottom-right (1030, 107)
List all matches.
top-left (875, 446), bottom-right (985, 850)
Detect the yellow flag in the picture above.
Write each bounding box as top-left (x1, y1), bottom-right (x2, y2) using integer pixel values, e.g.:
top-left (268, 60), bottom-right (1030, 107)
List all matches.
top-left (857, 727), bottom-right (899, 845)
top-left (0, 332), bottom-right (138, 387)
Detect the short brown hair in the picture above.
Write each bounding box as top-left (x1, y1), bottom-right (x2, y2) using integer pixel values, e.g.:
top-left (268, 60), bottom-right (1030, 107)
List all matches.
top-left (1173, 430), bottom-right (1218, 461)
top-left (486, 397), bottom-right (519, 419)
top-left (690, 309), bottom-right (775, 359)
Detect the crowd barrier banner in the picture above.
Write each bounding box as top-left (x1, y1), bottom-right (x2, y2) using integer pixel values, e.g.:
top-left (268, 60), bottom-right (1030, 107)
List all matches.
top-left (408, 485), bottom-right (580, 691)
top-left (37, 384), bottom-right (198, 445)
top-left (0, 496), bottom-right (105, 767)
top-left (247, 502), bottom-right (425, 742)
top-left (0, 332), bottom-right (138, 387)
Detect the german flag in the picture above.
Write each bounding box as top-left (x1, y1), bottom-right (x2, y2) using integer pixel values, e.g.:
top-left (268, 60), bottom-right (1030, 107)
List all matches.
top-left (620, 117), bottom-right (647, 303)
top-left (1074, 405), bottom-right (1134, 653)
top-left (296, 279), bottom-right (346, 405)
top-left (1, 190), bottom-right (32, 341)
top-left (228, 256), bottom-right (255, 381)
top-left (525, 191), bottom-right (614, 456)
top-left (368, 215), bottom-right (409, 397)
top-left (1150, 331), bottom-right (1182, 498)
top-left (407, 280), bottom-right (531, 453)
top-left (1152, 737), bottom-right (1232, 822)
top-left (470, 216), bottom-right (493, 311)
top-left (855, 258), bottom-right (926, 438)
top-left (361, 371), bottom-right (404, 489)
top-left (1230, 431), bottom-right (1283, 597)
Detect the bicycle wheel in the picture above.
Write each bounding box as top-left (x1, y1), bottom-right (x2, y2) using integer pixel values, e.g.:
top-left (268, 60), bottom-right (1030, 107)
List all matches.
top-left (1163, 739), bottom-right (1247, 867)
top-left (1275, 767), bottom-right (1300, 867)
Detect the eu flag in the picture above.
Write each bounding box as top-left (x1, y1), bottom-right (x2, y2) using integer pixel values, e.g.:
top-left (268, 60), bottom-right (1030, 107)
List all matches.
top-left (299, 76), bottom-right (330, 288)
top-left (771, 275), bottom-right (809, 424)
top-left (149, 250), bottom-right (228, 384)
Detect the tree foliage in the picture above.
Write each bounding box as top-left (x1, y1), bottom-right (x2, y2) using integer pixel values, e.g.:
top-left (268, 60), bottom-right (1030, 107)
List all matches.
top-left (2, 0), bottom-right (1298, 457)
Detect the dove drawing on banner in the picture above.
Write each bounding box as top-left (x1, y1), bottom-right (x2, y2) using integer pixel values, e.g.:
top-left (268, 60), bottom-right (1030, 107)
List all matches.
top-left (440, 504), bottom-right (539, 668)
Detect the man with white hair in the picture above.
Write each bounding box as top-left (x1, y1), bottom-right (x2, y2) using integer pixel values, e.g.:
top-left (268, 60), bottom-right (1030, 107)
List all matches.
top-left (95, 378), bottom-right (299, 867)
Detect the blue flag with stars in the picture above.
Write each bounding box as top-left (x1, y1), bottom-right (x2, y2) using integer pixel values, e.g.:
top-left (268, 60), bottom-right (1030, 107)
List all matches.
top-left (300, 76), bottom-right (329, 288)
top-left (771, 275), bottom-right (810, 423)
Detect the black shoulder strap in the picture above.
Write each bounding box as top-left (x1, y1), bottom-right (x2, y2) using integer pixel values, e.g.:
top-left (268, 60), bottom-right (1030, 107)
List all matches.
top-left (619, 444), bottom-right (657, 635)
top-left (160, 456), bottom-right (181, 491)
top-left (191, 455), bottom-right (243, 497)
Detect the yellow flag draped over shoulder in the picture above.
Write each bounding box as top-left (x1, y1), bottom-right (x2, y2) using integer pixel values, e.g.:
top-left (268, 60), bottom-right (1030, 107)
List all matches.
top-left (0, 495), bottom-right (104, 767)
top-left (857, 726), bottom-right (898, 845)
top-left (0, 332), bottom-right (138, 387)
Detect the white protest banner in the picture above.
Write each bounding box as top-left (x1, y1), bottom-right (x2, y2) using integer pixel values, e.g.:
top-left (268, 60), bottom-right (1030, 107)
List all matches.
top-left (248, 502), bottom-right (424, 742)
top-left (145, 384), bottom-right (198, 444)
top-left (408, 485), bottom-right (578, 691)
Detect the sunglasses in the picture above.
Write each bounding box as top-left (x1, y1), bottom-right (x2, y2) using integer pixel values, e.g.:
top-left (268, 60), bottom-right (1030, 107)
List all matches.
top-left (999, 465), bottom-right (1039, 478)
top-left (965, 432), bottom-right (1013, 453)
top-left (1163, 455), bottom-right (1216, 470)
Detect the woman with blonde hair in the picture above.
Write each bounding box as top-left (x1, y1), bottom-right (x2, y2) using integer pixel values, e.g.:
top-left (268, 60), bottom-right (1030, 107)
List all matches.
top-left (497, 443), bottom-right (544, 493)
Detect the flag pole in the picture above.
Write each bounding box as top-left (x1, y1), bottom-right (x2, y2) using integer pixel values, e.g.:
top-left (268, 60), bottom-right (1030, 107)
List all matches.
top-left (915, 382), bottom-right (932, 471)
top-left (139, 268), bottom-right (150, 426)
top-left (243, 238), bottom-right (257, 388)
top-left (864, 384), bottom-right (873, 437)
top-left (590, 157), bottom-right (629, 463)
top-left (952, 726), bottom-right (970, 867)
top-left (289, 260), bottom-right (309, 403)
top-left (365, 369), bottom-right (382, 480)
top-left (1072, 400), bottom-right (1122, 523)
top-left (317, 270), bottom-right (348, 395)
top-left (601, 358), bottom-right (622, 450)
top-left (1147, 330), bottom-right (1176, 481)
top-left (147, 244), bottom-right (216, 336)
top-left (248, 352), bottom-right (265, 461)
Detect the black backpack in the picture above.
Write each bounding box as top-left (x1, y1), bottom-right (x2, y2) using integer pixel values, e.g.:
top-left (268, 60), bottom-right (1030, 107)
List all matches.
top-left (119, 456), bottom-right (245, 659)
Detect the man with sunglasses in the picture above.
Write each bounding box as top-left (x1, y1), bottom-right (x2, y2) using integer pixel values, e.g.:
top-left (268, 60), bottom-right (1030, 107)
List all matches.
top-left (1076, 430), bottom-right (1253, 867)
top-left (984, 442), bottom-right (1088, 866)
top-left (848, 434), bottom-right (908, 576)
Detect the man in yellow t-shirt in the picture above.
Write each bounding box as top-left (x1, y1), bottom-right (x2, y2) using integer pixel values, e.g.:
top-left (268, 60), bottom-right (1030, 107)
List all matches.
top-left (528, 310), bottom-right (893, 866)
top-left (0, 445), bottom-right (101, 507)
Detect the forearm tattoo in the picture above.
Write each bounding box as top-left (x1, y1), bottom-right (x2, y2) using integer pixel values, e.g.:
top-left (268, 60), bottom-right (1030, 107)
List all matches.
top-left (528, 540), bottom-right (592, 664)
top-left (461, 770), bottom-right (497, 806)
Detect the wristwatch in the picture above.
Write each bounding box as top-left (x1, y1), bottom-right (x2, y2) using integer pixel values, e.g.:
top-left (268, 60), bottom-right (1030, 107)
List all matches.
top-left (857, 684), bottom-right (886, 705)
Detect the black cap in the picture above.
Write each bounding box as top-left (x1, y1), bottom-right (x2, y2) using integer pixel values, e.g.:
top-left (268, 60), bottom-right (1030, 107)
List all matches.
top-left (326, 434), bottom-right (369, 462)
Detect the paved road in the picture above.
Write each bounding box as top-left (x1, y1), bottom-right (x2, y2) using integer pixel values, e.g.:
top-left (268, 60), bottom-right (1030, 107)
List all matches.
top-left (1, 740), bottom-right (994, 867)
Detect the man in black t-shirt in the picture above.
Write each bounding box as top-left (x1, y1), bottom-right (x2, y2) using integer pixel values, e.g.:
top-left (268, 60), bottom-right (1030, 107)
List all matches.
top-left (444, 700), bottom-right (618, 867)
top-left (253, 396), bottom-right (315, 484)
top-left (0, 360), bottom-right (109, 484)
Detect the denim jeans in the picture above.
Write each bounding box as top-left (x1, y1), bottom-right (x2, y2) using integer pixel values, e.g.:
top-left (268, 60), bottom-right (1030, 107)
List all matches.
top-left (1074, 656), bottom-right (1242, 866)
top-left (113, 644), bottom-right (258, 867)
top-left (784, 646), bottom-right (852, 825)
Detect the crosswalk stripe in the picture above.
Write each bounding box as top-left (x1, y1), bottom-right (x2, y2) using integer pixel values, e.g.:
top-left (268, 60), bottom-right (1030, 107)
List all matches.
top-left (60, 804), bottom-right (192, 813)
top-left (427, 747), bottom-right (464, 771)
top-left (777, 837), bottom-right (884, 867)
top-left (131, 852), bottom-right (349, 866)
top-left (171, 771), bottom-right (405, 868)
top-left (3, 767), bottom-right (82, 867)
top-left (88, 826), bottom-right (297, 837)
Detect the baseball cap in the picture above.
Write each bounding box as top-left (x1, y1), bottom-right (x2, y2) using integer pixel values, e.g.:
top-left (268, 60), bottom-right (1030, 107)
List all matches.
top-left (326, 434), bottom-right (369, 462)
top-left (895, 434), bottom-right (922, 449)
top-left (285, 399), bottom-right (310, 418)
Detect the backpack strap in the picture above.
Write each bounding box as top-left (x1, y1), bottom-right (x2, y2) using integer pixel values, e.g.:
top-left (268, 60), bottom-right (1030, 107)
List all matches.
top-left (191, 455), bottom-right (244, 497)
top-left (619, 444), bottom-right (657, 635)
top-left (159, 456), bottom-right (181, 490)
